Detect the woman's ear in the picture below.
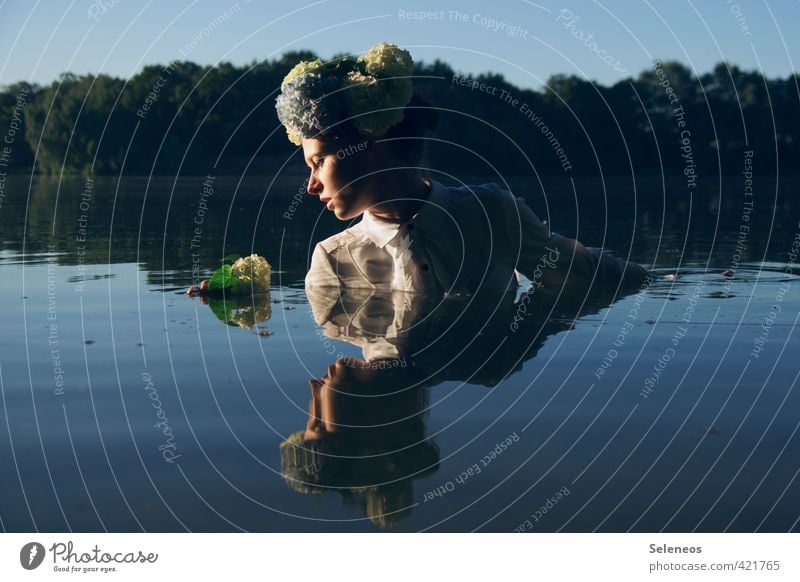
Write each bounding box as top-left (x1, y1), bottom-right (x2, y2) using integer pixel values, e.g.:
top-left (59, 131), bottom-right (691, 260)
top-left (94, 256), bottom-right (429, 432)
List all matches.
top-left (363, 140), bottom-right (402, 173)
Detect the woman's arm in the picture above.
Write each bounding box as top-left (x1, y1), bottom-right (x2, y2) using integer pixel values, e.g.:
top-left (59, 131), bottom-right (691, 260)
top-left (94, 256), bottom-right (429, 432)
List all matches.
top-left (503, 191), bottom-right (596, 294)
top-left (305, 242), bottom-right (342, 288)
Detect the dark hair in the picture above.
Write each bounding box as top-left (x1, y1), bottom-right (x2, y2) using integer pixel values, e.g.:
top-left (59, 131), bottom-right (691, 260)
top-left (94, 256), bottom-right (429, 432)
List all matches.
top-left (318, 92), bottom-right (439, 172)
top-left (381, 93), bottom-right (439, 167)
top-left (279, 431), bottom-right (439, 527)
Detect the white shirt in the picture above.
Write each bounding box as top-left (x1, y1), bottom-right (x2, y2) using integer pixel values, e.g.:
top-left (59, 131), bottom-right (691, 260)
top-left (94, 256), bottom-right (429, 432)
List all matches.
top-left (305, 179), bottom-right (597, 296)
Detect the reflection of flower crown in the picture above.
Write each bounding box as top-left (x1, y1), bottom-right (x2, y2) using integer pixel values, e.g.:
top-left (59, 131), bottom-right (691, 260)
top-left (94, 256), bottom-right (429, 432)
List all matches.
top-left (275, 42), bottom-right (414, 145)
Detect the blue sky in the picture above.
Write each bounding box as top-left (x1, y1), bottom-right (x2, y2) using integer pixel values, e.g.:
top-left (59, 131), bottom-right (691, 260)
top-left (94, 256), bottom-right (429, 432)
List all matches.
top-left (1, 0), bottom-right (797, 90)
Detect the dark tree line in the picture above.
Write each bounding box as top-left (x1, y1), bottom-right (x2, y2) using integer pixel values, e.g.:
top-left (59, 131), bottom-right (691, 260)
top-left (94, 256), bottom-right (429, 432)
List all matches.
top-left (0, 52), bottom-right (797, 178)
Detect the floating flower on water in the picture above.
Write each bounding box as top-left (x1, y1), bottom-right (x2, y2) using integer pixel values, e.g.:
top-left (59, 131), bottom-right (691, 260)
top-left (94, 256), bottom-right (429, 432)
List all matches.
top-left (231, 254), bottom-right (272, 294)
top-left (204, 253), bottom-right (272, 295)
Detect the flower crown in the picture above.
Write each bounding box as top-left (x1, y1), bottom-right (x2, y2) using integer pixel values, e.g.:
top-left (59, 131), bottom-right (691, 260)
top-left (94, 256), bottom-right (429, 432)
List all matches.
top-left (275, 42), bottom-right (414, 146)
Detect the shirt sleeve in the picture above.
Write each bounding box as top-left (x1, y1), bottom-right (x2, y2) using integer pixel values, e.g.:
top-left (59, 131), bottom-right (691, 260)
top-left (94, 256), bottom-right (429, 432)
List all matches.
top-left (305, 242), bottom-right (342, 289)
top-left (503, 189), bottom-right (596, 288)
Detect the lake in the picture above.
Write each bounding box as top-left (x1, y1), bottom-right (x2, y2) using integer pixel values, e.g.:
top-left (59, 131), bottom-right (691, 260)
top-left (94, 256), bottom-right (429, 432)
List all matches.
top-left (1, 173), bottom-right (798, 532)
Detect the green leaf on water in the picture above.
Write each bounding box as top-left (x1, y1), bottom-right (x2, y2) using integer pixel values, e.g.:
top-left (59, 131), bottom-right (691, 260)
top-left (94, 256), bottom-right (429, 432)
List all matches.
top-left (208, 264), bottom-right (236, 291)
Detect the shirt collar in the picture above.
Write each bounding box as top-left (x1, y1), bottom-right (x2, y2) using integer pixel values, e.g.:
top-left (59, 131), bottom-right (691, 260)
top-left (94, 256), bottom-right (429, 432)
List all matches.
top-left (359, 209), bottom-right (402, 249)
top-left (359, 179), bottom-right (447, 249)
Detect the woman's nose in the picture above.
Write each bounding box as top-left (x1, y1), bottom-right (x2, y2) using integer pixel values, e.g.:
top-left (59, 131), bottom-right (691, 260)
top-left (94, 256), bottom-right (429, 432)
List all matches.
top-left (307, 173), bottom-right (322, 196)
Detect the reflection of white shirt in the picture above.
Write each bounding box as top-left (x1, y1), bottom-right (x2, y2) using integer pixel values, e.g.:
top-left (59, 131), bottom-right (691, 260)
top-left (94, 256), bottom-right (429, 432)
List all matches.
top-left (305, 179), bottom-right (596, 296)
top-left (305, 287), bottom-right (435, 361)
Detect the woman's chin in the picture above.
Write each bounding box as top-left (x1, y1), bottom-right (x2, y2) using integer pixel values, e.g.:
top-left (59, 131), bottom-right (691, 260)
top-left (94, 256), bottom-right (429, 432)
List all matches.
top-left (333, 206), bottom-right (355, 220)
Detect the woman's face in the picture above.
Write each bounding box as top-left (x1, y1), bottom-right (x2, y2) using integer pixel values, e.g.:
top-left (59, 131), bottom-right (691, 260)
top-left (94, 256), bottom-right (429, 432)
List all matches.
top-left (302, 137), bottom-right (378, 220)
top-left (303, 358), bottom-right (422, 441)
top-left (304, 359), bottom-right (377, 440)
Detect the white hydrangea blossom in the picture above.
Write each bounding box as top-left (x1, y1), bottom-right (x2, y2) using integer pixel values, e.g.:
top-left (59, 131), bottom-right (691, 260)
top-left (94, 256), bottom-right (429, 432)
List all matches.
top-left (276, 42), bottom-right (415, 143)
top-left (281, 58), bottom-right (324, 90)
top-left (362, 42), bottom-right (413, 79)
top-left (231, 254), bottom-right (272, 293)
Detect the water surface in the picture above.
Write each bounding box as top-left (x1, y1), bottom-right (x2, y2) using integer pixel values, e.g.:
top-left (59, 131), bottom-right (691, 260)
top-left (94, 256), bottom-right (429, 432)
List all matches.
top-left (1, 174), bottom-right (798, 532)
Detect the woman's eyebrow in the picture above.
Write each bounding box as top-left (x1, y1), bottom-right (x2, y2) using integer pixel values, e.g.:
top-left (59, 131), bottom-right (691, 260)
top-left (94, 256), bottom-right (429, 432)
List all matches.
top-left (304, 148), bottom-right (323, 165)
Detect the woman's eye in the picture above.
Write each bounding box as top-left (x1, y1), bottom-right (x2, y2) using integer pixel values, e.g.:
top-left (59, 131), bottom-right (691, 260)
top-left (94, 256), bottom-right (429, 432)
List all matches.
top-left (313, 158), bottom-right (324, 168)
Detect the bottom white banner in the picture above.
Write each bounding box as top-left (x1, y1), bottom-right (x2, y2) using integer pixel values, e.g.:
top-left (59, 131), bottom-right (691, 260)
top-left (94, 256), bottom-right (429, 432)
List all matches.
top-left (0, 534), bottom-right (796, 581)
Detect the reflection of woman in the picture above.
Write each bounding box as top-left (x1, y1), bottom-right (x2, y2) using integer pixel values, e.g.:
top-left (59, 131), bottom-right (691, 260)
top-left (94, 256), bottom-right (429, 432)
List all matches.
top-left (279, 360), bottom-right (439, 528)
top-left (275, 42), bottom-right (649, 297)
top-left (282, 281), bottom-right (643, 527)
top-left (285, 272), bottom-right (652, 527)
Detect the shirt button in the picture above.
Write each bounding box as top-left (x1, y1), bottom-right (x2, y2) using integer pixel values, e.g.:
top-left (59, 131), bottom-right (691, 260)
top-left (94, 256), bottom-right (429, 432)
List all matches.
top-left (421, 263), bottom-right (429, 271)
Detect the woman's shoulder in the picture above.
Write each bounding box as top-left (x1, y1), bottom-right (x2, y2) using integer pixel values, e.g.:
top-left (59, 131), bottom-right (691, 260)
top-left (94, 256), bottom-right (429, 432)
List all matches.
top-left (431, 180), bottom-right (518, 214)
top-left (315, 221), bottom-right (368, 254)
top-left (434, 180), bottom-right (513, 202)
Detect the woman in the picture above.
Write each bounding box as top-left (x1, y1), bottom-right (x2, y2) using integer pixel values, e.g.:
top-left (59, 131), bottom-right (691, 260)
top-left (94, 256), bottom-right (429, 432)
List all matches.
top-left (276, 42), bottom-right (649, 298)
